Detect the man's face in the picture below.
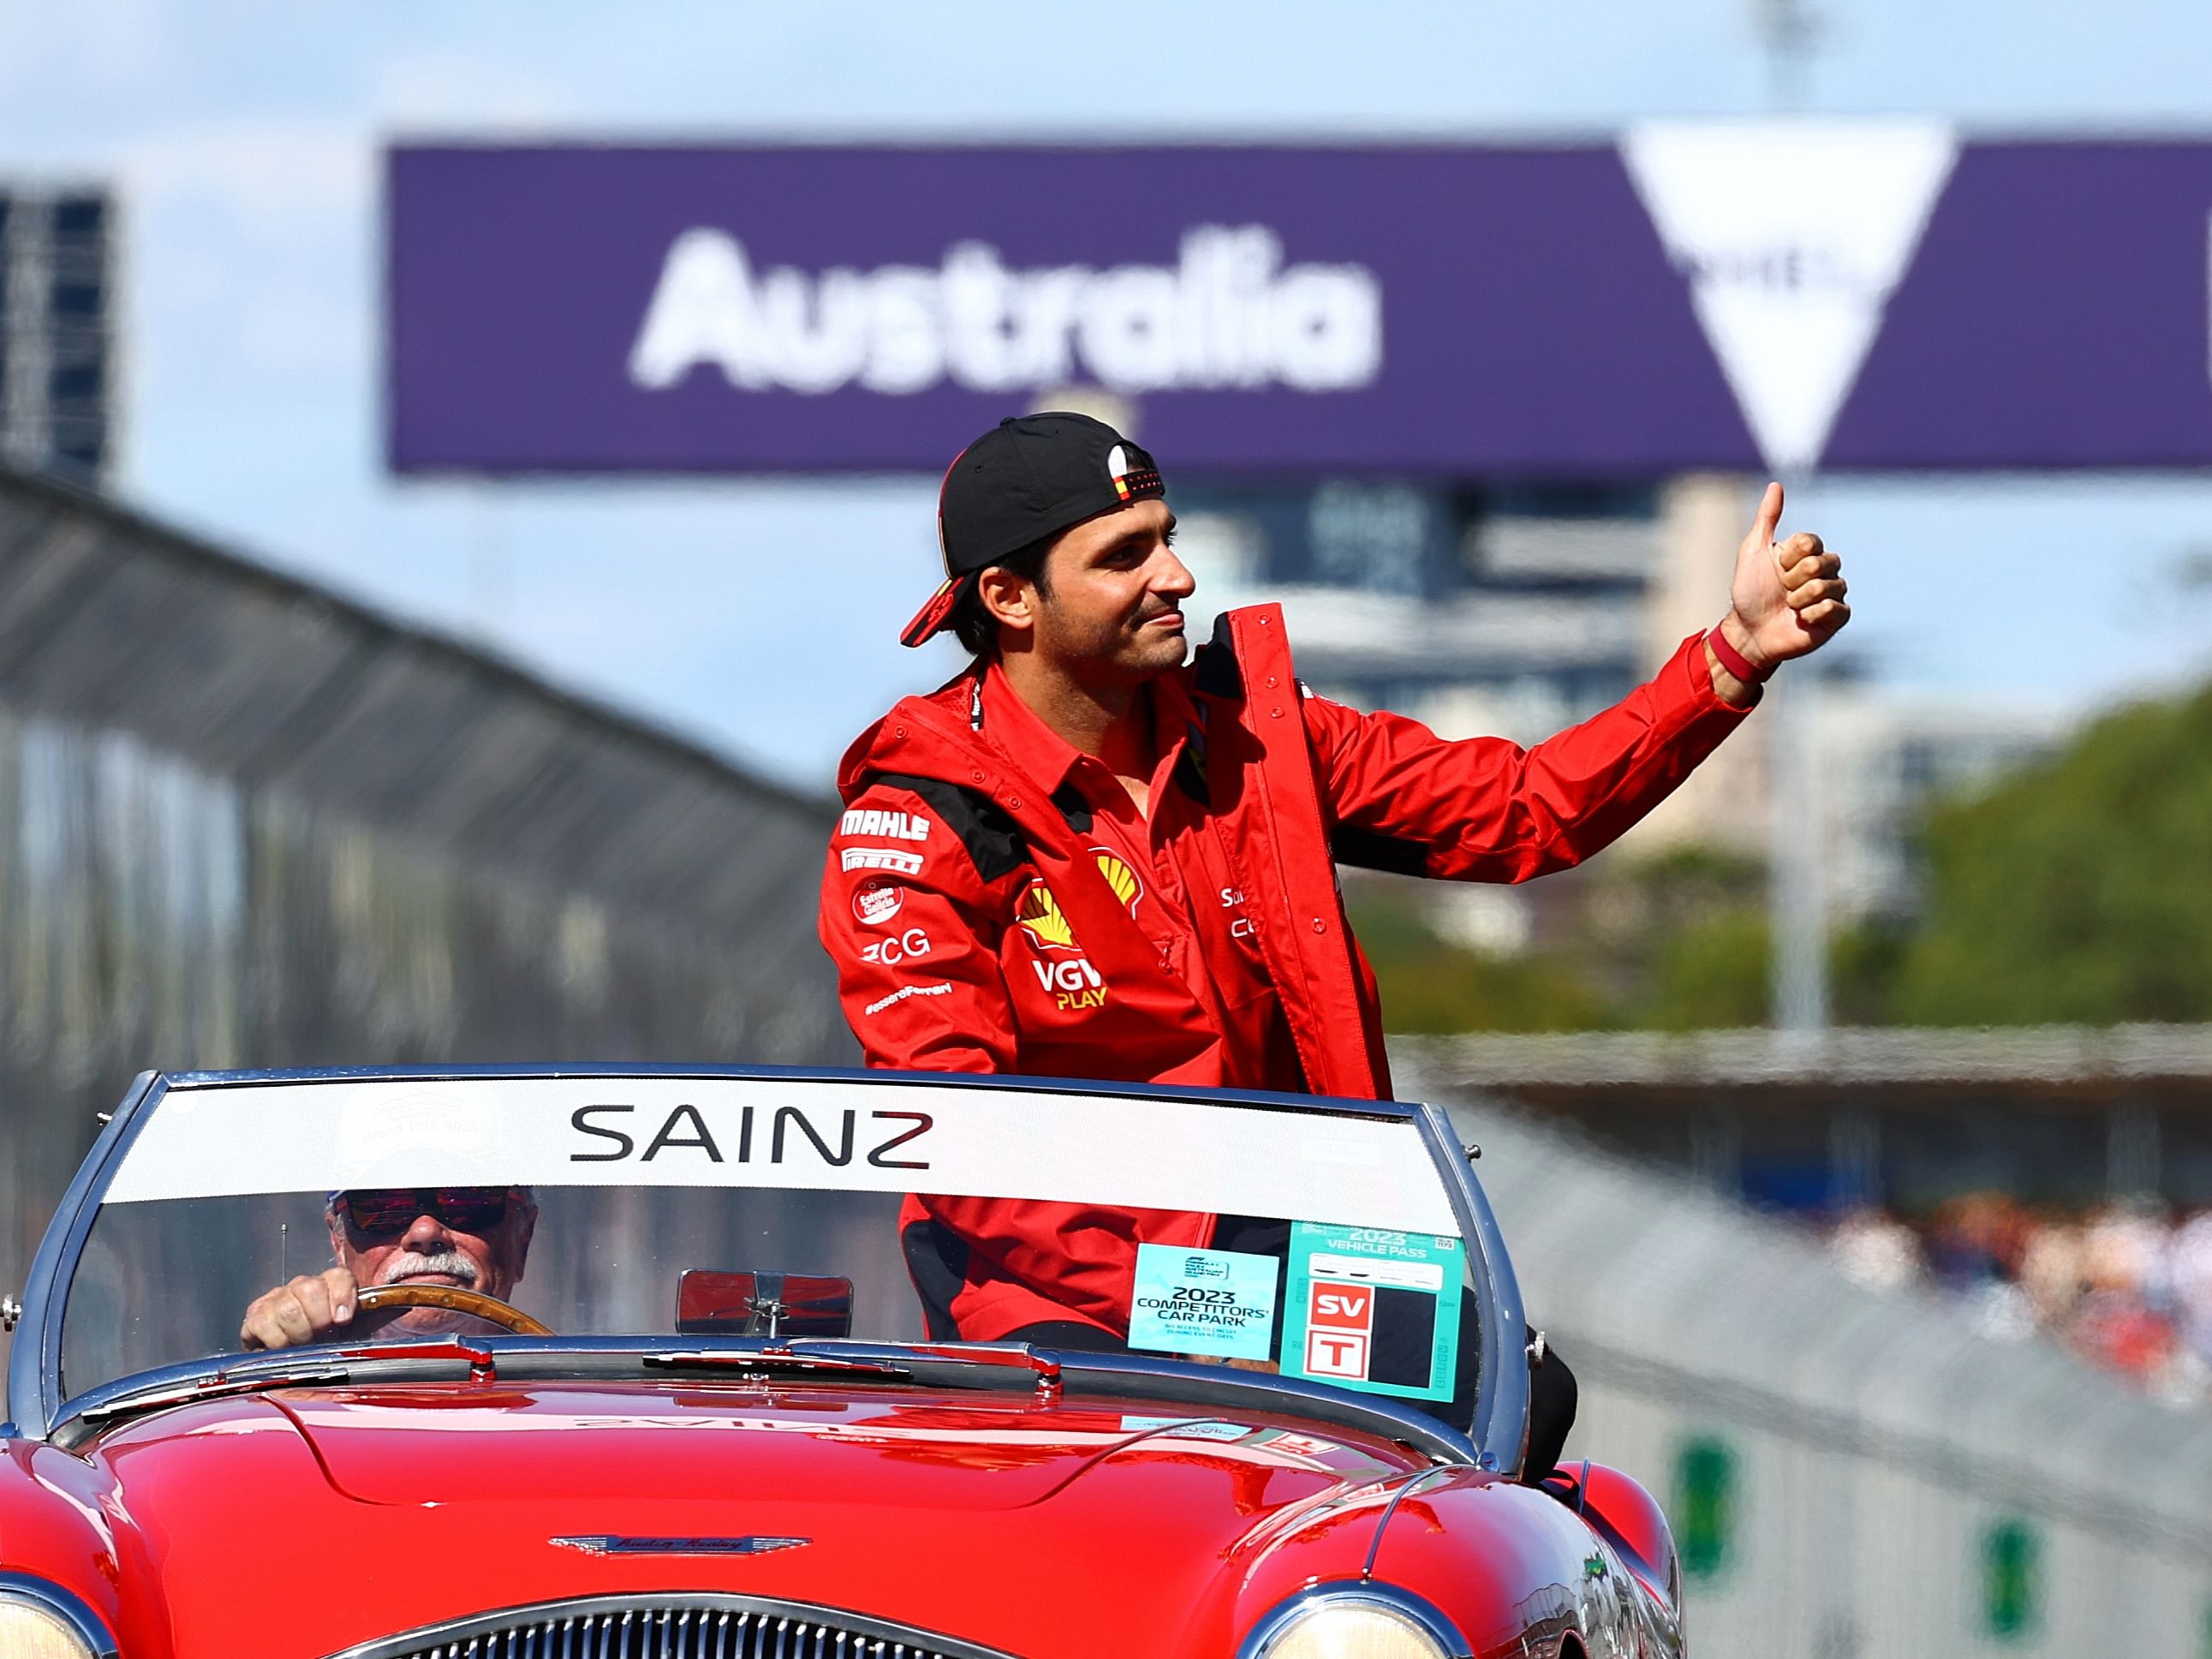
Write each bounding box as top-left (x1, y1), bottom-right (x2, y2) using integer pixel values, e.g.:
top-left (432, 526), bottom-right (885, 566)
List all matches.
top-left (326, 1188), bottom-right (536, 1334)
top-left (995, 499), bottom-right (1195, 686)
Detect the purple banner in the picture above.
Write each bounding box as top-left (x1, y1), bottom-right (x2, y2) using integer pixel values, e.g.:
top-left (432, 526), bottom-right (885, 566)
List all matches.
top-left (1827, 143), bottom-right (2212, 470)
top-left (385, 137), bottom-right (2212, 477)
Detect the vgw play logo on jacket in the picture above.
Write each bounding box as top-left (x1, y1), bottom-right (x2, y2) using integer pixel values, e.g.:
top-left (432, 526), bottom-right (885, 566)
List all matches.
top-left (1014, 850), bottom-right (1142, 1013)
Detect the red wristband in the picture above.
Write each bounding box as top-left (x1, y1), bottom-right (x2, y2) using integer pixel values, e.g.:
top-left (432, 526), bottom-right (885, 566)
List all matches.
top-left (1706, 624), bottom-right (1770, 686)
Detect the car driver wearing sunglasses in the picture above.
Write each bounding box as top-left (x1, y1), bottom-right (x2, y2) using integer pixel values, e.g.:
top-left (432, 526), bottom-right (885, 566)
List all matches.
top-left (240, 1186), bottom-right (539, 1352)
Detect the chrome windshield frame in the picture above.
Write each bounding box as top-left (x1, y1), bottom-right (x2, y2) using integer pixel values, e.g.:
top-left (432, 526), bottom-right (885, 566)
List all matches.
top-left (1415, 1100), bottom-right (1529, 1475)
top-left (7, 1065), bottom-right (1528, 1471)
top-left (8, 1068), bottom-right (162, 1443)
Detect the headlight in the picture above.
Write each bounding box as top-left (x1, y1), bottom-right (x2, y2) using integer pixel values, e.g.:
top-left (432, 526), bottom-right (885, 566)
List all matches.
top-left (1245, 1590), bottom-right (1461, 1659)
top-left (0, 1599), bottom-right (98, 1659)
top-left (0, 1578), bottom-right (115, 1659)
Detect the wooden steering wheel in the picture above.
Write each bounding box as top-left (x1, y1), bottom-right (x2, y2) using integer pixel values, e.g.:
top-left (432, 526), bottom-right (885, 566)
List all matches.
top-left (352, 1283), bottom-right (551, 1335)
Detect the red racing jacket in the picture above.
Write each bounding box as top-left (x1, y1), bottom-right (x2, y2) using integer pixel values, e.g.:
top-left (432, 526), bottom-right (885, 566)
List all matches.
top-left (820, 605), bottom-right (1752, 1340)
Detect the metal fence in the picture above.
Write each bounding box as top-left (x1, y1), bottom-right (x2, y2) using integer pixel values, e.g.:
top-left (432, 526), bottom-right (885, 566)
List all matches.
top-left (0, 466), bottom-right (849, 1304)
top-left (1392, 1045), bottom-right (2212, 1658)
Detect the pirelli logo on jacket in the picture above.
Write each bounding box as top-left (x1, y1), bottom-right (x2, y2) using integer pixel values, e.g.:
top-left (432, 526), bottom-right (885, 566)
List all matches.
top-left (842, 846), bottom-right (923, 874)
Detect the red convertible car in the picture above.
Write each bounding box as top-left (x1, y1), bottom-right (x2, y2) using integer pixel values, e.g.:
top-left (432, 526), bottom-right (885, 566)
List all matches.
top-left (0, 1067), bottom-right (1682, 1659)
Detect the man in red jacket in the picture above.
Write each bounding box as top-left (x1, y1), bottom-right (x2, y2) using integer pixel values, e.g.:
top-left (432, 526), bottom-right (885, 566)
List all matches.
top-left (820, 414), bottom-right (1847, 1462)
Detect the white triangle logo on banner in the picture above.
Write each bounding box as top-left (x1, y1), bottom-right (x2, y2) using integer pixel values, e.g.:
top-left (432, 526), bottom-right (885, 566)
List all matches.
top-left (1623, 119), bottom-right (1959, 473)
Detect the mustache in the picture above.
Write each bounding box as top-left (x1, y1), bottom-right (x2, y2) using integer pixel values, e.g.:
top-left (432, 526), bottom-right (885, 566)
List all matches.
top-left (376, 1249), bottom-right (480, 1287)
top-left (1134, 600), bottom-right (1184, 625)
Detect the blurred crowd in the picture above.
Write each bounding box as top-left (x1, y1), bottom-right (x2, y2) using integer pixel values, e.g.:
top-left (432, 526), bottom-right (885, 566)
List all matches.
top-left (1826, 1194), bottom-right (2212, 1403)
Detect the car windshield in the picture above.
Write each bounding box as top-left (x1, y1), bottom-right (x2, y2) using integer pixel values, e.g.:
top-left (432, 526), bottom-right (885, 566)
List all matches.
top-left (57, 1071), bottom-right (1500, 1441)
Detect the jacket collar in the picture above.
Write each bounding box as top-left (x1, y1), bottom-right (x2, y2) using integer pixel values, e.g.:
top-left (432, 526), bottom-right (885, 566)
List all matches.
top-left (976, 662), bottom-right (1085, 796)
top-left (977, 659), bottom-right (1201, 803)
top-left (834, 614), bottom-right (1253, 809)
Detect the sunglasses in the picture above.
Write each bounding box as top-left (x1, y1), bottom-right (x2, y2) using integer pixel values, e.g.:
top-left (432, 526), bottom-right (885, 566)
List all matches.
top-left (341, 1187), bottom-right (512, 1237)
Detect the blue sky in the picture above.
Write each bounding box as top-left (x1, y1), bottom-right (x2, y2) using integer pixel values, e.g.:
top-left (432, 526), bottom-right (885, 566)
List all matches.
top-left (3, 1), bottom-right (2211, 785)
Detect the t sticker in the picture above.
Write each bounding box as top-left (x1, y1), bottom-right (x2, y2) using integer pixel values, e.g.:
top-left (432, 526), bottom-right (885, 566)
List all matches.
top-left (1281, 1223), bottom-right (1464, 1403)
top-left (1128, 1244), bottom-right (1280, 1362)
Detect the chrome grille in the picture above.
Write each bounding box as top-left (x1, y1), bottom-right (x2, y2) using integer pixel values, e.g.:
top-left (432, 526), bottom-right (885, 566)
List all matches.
top-left (331, 1596), bottom-right (1012, 1659)
top-left (400, 1611), bottom-right (935, 1659)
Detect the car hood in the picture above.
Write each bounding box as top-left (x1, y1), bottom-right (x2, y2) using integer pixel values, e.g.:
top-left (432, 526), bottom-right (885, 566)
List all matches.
top-left (86, 1377), bottom-right (1423, 1659)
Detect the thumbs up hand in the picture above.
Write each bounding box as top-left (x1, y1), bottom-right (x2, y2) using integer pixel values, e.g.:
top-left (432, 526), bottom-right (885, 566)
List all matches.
top-left (1720, 481), bottom-right (1851, 677)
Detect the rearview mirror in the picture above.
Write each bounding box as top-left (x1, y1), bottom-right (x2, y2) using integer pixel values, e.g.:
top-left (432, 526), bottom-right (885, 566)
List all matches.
top-left (677, 1270), bottom-right (854, 1339)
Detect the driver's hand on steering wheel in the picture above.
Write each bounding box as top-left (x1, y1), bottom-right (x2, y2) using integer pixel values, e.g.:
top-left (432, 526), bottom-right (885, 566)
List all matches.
top-left (241, 1268), bottom-right (359, 1351)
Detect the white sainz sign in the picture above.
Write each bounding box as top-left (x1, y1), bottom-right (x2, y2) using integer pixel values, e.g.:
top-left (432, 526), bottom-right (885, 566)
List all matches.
top-left (100, 1075), bottom-right (1458, 1238)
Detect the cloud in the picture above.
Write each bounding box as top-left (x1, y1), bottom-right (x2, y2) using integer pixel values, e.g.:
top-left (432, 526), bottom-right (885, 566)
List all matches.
top-left (374, 50), bottom-right (573, 129)
top-left (0, 0), bottom-right (172, 103)
top-left (112, 117), bottom-right (374, 397)
top-left (116, 116), bottom-right (373, 219)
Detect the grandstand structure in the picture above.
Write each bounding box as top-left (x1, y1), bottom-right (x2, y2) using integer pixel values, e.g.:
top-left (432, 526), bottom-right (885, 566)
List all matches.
top-left (1404, 1025), bottom-right (2212, 1213)
top-left (0, 465), bottom-right (846, 1292)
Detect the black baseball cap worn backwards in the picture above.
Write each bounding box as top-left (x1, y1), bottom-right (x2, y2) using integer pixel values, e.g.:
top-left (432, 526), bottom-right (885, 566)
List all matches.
top-left (900, 411), bottom-right (1166, 647)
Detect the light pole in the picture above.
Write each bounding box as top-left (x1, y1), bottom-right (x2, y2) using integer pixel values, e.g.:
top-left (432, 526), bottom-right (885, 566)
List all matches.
top-left (1750, 0), bottom-right (1833, 1036)
top-left (1767, 621), bottom-right (1830, 1034)
top-left (1752, 0), bottom-right (1825, 111)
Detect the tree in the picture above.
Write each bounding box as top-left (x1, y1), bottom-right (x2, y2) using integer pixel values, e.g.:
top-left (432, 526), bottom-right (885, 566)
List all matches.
top-left (1890, 681), bottom-right (2212, 1025)
top-left (1344, 879), bottom-right (1610, 1034)
top-left (1345, 849), bottom-right (1775, 1034)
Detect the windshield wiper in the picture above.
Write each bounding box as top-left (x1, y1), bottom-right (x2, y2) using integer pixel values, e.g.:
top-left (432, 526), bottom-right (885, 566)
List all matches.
top-left (641, 1348), bottom-right (912, 1381)
top-left (641, 1340), bottom-right (1076, 1398)
top-left (643, 1340), bottom-right (1076, 1404)
top-left (319, 1335), bottom-right (498, 1380)
top-left (903, 1342), bottom-right (1064, 1399)
top-left (62, 1359), bottom-right (354, 1445)
top-left (58, 1336), bottom-right (504, 1447)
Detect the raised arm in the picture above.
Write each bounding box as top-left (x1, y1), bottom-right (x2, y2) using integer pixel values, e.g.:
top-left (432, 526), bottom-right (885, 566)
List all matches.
top-left (1307, 638), bottom-right (1746, 883)
top-left (1312, 482), bottom-right (1846, 883)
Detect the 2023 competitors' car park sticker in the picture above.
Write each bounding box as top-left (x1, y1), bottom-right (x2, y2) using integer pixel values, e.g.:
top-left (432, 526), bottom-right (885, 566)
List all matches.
top-left (1280, 1224), bottom-right (1464, 1403)
top-left (1128, 1244), bottom-right (1280, 1362)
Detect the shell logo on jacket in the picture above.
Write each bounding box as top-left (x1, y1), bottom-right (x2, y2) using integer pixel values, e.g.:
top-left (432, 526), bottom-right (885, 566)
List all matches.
top-left (1014, 849), bottom-right (1142, 954)
top-left (1015, 849), bottom-right (1142, 1011)
top-left (1094, 850), bottom-right (1142, 910)
top-left (1013, 881), bottom-right (1076, 952)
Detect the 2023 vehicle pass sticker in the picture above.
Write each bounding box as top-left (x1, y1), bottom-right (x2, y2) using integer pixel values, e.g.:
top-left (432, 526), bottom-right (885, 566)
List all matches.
top-left (1128, 1244), bottom-right (1280, 1362)
top-left (1280, 1223), bottom-right (1464, 1402)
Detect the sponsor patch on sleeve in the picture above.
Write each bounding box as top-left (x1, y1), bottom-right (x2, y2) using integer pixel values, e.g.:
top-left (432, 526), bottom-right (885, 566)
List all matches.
top-left (859, 927), bottom-right (932, 966)
top-left (842, 847), bottom-right (925, 874)
top-left (862, 981), bottom-right (952, 1017)
top-left (852, 878), bottom-right (905, 927)
top-left (839, 808), bottom-right (932, 842)
top-left (1127, 1243), bottom-right (1279, 1362)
